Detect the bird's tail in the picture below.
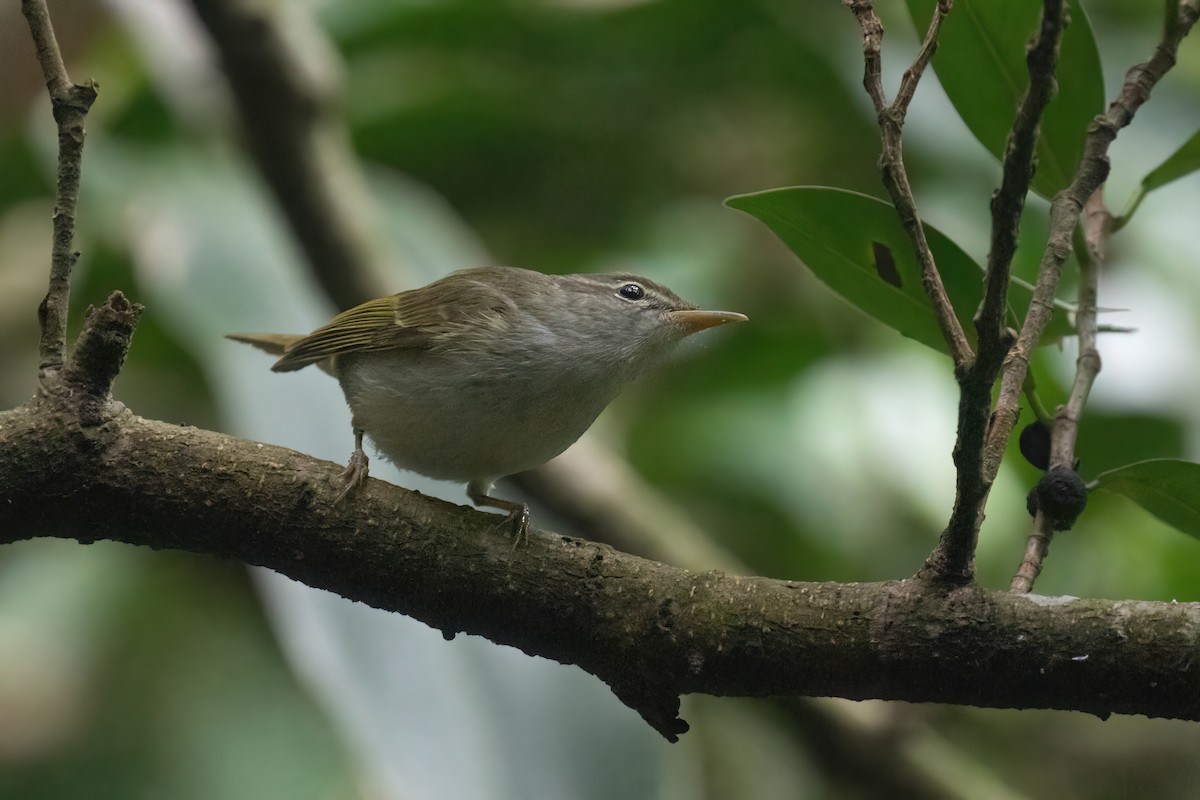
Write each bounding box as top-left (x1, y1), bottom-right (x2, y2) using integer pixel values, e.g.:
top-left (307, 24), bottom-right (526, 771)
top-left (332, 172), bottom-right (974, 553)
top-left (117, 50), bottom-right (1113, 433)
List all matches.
top-left (228, 332), bottom-right (335, 375)
top-left (226, 332), bottom-right (303, 358)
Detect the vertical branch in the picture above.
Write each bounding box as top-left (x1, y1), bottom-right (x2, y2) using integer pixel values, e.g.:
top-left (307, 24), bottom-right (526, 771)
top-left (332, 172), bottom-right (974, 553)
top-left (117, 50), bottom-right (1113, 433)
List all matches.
top-left (1010, 511), bottom-right (1053, 594)
top-left (986, 0), bottom-right (1198, 470)
top-left (1009, 189), bottom-right (1107, 594)
top-left (845, 0), bottom-right (1067, 584)
top-left (21, 0), bottom-right (98, 379)
top-left (974, 0), bottom-right (1064, 365)
top-left (918, 0), bottom-right (1064, 584)
top-left (916, 0), bottom-right (1190, 582)
top-left (845, 0), bottom-right (973, 368)
top-left (998, 1), bottom-right (1199, 591)
top-left (1051, 190), bottom-right (1106, 466)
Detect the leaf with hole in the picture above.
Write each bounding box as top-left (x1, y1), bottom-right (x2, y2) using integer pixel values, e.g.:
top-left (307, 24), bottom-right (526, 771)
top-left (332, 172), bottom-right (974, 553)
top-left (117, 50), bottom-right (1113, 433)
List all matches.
top-left (906, 0), bottom-right (1104, 198)
top-left (725, 186), bottom-right (1075, 355)
top-left (1095, 460), bottom-right (1200, 539)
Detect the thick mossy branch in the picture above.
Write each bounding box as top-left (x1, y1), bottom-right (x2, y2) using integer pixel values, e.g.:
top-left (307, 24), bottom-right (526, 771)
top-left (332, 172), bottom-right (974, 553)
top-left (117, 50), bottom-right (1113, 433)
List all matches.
top-left (3, 399), bottom-right (1200, 738)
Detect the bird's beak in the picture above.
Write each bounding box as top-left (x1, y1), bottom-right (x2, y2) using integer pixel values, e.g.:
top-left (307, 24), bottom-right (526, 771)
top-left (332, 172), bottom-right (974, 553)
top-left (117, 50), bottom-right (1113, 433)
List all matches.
top-left (669, 309), bottom-right (749, 334)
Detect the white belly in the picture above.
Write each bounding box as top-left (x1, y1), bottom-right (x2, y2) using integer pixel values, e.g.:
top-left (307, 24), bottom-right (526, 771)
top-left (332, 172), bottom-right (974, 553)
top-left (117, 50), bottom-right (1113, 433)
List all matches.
top-left (335, 349), bottom-right (623, 483)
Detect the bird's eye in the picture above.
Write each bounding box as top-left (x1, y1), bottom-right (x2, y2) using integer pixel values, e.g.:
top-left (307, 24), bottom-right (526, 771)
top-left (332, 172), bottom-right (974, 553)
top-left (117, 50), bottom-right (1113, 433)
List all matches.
top-left (618, 283), bottom-right (645, 301)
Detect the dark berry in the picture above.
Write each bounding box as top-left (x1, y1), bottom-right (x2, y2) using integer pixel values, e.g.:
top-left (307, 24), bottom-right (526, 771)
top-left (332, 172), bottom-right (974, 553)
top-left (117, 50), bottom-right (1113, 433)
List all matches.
top-left (1027, 466), bottom-right (1088, 531)
top-left (1020, 420), bottom-right (1051, 471)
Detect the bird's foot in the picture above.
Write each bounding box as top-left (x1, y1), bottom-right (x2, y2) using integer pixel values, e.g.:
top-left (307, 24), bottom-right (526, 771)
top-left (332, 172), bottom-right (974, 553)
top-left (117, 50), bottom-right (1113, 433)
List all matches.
top-left (468, 480), bottom-right (530, 548)
top-left (335, 447), bottom-right (369, 504)
top-left (499, 504), bottom-right (530, 551)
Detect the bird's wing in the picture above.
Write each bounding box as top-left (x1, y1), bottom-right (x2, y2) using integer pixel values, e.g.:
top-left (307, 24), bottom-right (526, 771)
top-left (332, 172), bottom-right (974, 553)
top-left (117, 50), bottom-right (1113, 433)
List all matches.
top-left (270, 296), bottom-right (426, 372)
top-left (270, 271), bottom-right (516, 372)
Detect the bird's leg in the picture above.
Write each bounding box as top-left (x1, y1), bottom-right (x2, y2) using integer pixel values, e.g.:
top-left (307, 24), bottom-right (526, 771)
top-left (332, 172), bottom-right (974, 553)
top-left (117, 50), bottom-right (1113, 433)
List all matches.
top-left (335, 426), bottom-right (369, 503)
top-left (467, 479), bottom-right (530, 546)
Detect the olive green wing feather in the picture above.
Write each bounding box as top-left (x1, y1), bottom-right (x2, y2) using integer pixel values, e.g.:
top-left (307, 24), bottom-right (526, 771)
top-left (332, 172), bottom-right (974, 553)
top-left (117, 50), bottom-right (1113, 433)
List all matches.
top-left (266, 270), bottom-right (518, 372)
top-left (265, 296), bottom-right (424, 372)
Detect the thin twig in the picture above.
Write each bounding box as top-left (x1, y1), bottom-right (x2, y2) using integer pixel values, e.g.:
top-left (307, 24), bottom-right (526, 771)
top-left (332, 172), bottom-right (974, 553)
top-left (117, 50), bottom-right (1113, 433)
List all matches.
top-left (919, 0), bottom-right (1065, 583)
top-left (1010, 189), bottom-right (1107, 593)
top-left (1010, 511), bottom-right (1053, 593)
top-left (975, 0), bottom-right (1064, 362)
top-left (894, 0), bottom-right (954, 118)
top-left (21, 0), bottom-right (70, 96)
top-left (845, 0), bottom-right (973, 367)
top-left (21, 0), bottom-right (98, 380)
top-left (1052, 189), bottom-right (1106, 466)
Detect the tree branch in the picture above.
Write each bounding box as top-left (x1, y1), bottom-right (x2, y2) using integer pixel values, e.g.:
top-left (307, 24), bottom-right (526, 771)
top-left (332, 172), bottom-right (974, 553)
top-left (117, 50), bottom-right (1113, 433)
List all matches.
top-left (1052, 189), bottom-right (1107, 467)
top-left (923, 0), bottom-right (1198, 583)
top-left (986, 0), bottom-right (1198, 472)
top-left (975, 0), bottom-right (1063, 360)
top-left (919, 0), bottom-right (1064, 584)
top-left (845, 0), bottom-right (973, 368)
top-left (894, 0), bottom-right (953, 118)
top-left (5, 394), bottom-right (1200, 738)
top-left (1010, 188), bottom-right (1107, 594)
top-left (1010, 510), bottom-right (1054, 594)
top-left (843, 0), bottom-right (1067, 585)
top-left (521, 445), bottom-right (1020, 793)
top-left (21, 0), bottom-right (98, 379)
top-left (60, 291), bottom-right (145, 425)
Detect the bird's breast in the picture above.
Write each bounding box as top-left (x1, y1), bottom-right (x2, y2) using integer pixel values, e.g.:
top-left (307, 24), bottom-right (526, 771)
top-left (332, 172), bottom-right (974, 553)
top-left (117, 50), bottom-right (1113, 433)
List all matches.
top-left (334, 348), bottom-right (628, 482)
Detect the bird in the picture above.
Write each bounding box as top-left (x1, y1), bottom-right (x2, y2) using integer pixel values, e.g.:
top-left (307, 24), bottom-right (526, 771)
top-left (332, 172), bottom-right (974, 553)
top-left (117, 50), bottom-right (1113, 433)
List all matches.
top-left (229, 266), bottom-right (747, 538)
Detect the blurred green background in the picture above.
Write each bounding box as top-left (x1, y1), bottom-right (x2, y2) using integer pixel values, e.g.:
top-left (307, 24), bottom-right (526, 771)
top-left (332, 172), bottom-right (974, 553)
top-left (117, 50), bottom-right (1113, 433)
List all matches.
top-left (2, 0), bottom-right (1200, 798)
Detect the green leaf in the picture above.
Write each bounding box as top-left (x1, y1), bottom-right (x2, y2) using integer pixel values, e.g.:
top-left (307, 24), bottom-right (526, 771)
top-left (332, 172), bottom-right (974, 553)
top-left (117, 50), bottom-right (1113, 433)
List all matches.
top-left (1095, 460), bottom-right (1200, 539)
top-left (906, 0), bottom-right (1105, 198)
top-left (725, 186), bottom-right (1074, 355)
top-left (1076, 412), bottom-right (1186, 477)
top-left (1142, 129), bottom-right (1200, 193)
top-left (1118, 129), bottom-right (1200, 225)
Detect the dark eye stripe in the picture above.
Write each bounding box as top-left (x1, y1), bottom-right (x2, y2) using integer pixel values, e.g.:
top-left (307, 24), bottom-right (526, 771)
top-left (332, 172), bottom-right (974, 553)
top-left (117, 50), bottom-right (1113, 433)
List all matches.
top-left (618, 283), bottom-right (645, 301)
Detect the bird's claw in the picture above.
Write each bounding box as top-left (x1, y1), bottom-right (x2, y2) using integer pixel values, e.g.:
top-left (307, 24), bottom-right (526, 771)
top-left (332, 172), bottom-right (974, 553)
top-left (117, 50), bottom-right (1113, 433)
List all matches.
top-left (502, 505), bottom-right (531, 551)
top-left (335, 448), bottom-right (369, 503)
